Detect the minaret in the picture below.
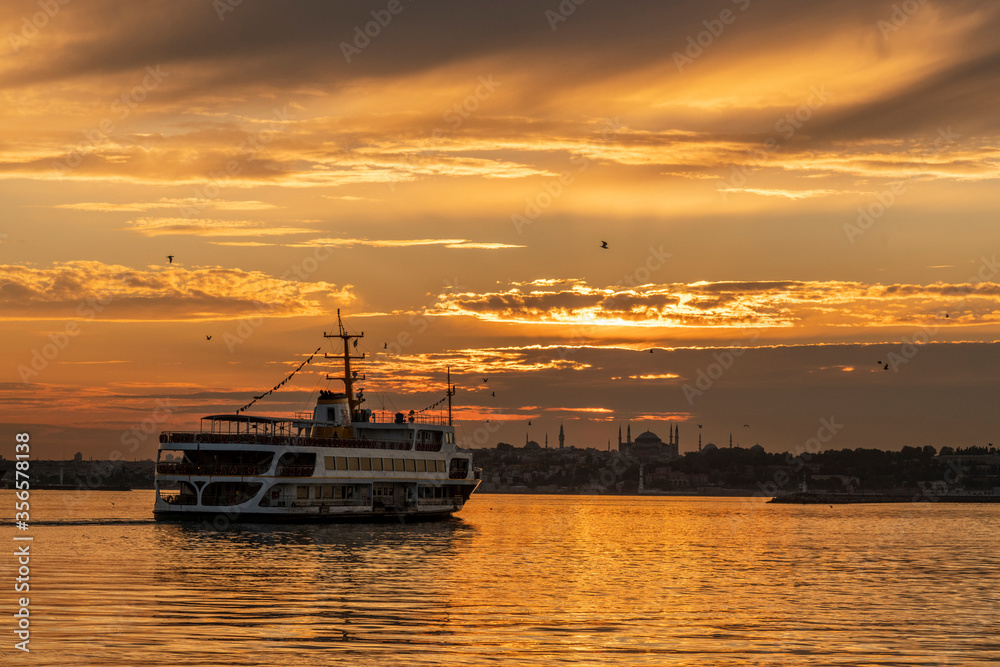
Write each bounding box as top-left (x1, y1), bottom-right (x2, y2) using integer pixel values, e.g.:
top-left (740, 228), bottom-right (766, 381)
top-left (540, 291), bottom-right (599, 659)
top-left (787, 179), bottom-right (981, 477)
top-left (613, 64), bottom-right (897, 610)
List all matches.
top-left (675, 423), bottom-right (679, 449)
top-left (559, 423), bottom-right (565, 449)
top-left (698, 425), bottom-right (702, 452)
top-left (627, 424), bottom-right (632, 445)
top-left (545, 433), bottom-right (548, 448)
top-left (618, 425), bottom-right (622, 448)
top-left (729, 433), bottom-right (733, 449)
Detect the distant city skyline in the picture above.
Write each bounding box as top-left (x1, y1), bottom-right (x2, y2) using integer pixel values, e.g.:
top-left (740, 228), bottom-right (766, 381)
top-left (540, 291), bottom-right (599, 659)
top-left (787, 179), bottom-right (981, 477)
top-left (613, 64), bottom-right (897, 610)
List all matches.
top-left (3, 1), bottom-right (1000, 459)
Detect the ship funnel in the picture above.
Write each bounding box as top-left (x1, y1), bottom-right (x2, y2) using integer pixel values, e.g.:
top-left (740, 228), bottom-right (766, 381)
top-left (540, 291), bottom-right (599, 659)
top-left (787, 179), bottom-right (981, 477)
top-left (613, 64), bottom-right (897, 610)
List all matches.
top-left (311, 390), bottom-right (351, 437)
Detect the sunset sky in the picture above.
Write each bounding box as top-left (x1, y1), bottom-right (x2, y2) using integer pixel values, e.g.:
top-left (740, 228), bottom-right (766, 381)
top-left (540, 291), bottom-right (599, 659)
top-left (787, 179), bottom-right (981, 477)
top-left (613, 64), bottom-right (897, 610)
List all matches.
top-left (3, 0), bottom-right (1000, 459)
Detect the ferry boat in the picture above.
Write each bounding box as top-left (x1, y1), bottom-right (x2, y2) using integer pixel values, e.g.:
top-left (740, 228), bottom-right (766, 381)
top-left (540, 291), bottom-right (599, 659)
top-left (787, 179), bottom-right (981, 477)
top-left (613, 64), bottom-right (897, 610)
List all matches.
top-left (153, 312), bottom-right (480, 522)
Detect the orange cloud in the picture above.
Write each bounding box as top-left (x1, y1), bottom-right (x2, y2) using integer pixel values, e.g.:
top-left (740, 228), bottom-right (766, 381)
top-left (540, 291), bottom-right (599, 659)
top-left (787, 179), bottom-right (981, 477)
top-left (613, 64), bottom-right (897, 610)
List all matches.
top-left (125, 217), bottom-right (316, 237)
top-left (0, 261), bottom-right (353, 321)
top-left (432, 278), bottom-right (1000, 330)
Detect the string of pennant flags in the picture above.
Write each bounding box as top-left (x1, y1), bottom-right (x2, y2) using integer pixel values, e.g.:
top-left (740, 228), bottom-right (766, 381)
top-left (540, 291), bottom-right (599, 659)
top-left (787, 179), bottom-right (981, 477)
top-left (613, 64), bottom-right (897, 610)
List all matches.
top-left (236, 346), bottom-right (322, 415)
top-left (415, 395), bottom-right (448, 414)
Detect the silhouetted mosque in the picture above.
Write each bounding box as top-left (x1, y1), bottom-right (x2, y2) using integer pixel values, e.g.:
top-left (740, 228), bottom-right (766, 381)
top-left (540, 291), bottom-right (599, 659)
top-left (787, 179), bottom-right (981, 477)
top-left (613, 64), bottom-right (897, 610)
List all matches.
top-left (618, 422), bottom-right (680, 459)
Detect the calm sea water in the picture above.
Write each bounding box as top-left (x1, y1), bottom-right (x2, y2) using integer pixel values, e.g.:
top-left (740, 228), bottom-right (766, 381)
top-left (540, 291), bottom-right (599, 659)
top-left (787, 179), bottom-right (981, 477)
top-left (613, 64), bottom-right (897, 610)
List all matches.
top-left (3, 491), bottom-right (999, 665)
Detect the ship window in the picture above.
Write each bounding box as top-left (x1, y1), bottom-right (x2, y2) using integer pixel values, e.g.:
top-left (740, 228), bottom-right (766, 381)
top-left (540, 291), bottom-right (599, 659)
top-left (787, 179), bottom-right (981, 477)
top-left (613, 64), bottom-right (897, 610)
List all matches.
top-left (348, 457), bottom-right (360, 471)
top-left (324, 456), bottom-right (335, 470)
top-left (405, 459), bottom-right (416, 472)
top-left (416, 459), bottom-right (426, 473)
top-left (372, 458), bottom-right (383, 471)
top-left (297, 486), bottom-right (309, 499)
top-left (334, 486), bottom-right (343, 499)
top-left (344, 486), bottom-right (354, 499)
top-left (435, 460), bottom-right (444, 473)
top-left (393, 458), bottom-right (404, 471)
top-left (361, 457), bottom-right (371, 471)
top-left (334, 456), bottom-right (347, 470)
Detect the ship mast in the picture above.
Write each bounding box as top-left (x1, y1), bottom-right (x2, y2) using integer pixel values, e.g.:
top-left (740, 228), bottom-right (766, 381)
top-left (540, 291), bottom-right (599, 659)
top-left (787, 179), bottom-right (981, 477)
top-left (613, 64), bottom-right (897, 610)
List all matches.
top-left (324, 309), bottom-right (365, 415)
top-left (446, 366), bottom-right (456, 426)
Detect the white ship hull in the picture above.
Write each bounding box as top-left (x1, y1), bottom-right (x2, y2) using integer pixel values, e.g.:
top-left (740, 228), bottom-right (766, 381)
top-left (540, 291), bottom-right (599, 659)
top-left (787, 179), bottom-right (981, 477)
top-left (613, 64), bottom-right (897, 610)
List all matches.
top-left (153, 431), bottom-right (480, 523)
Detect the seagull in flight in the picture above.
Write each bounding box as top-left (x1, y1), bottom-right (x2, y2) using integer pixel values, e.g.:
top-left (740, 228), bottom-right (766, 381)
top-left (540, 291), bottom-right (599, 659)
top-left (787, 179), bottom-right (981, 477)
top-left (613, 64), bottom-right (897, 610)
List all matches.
top-left (166, 255), bottom-right (174, 263)
top-left (482, 378), bottom-right (488, 383)
top-left (491, 391), bottom-right (495, 397)
top-left (600, 241), bottom-right (608, 249)
top-left (205, 335), bottom-right (212, 341)
top-left (383, 342), bottom-right (387, 349)
top-left (743, 424), bottom-right (750, 428)
top-left (883, 363), bottom-right (889, 370)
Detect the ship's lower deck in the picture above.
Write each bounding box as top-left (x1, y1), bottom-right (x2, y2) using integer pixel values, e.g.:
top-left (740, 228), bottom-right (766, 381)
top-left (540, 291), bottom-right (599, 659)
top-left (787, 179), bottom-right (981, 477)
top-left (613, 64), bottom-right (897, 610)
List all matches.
top-left (153, 475), bottom-right (479, 523)
top-left (152, 507), bottom-right (466, 524)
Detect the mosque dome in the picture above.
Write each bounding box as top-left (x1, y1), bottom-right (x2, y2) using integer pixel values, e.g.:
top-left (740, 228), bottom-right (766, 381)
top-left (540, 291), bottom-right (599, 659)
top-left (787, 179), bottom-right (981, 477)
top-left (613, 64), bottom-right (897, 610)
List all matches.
top-left (750, 444), bottom-right (765, 455)
top-left (634, 431), bottom-right (662, 444)
top-left (702, 442), bottom-right (718, 452)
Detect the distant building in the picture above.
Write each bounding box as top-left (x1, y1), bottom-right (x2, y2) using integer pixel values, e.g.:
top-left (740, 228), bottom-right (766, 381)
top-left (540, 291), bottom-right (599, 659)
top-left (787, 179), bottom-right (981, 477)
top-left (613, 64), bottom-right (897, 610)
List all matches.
top-left (619, 422), bottom-right (680, 459)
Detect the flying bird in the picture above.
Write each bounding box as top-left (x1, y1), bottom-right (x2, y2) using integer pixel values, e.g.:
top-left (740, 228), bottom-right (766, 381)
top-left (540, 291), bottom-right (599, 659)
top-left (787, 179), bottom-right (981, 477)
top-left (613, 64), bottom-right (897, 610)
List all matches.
top-left (883, 363), bottom-right (889, 370)
top-left (482, 378), bottom-right (488, 383)
top-left (491, 391), bottom-right (495, 397)
top-left (353, 339), bottom-right (358, 348)
top-left (166, 255), bottom-right (174, 263)
top-left (600, 241), bottom-right (608, 249)
top-left (648, 349), bottom-right (654, 353)
top-left (383, 342), bottom-right (387, 349)
top-left (697, 424), bottom-right (703, 428)
top-left (205, 335), bottom-right (212, 341)
top-left (743, 424), bottom-right (750, 428)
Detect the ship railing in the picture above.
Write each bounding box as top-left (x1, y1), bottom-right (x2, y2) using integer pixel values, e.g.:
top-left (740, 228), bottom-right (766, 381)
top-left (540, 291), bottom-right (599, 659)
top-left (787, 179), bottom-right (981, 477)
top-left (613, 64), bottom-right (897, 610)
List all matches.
top-left (201, 495), bottom-right (256, 507)
top-left (285, 499), bottom-right (369, 508)
top-left (161, 494), bottom-right (198, 505)
top-left (159, 431), bottom-right (422, 451)
top-left (156, 463), bottom-right (269, 476)
top-left (275, 466), bottom-right (316, 477)
top-left (369, 412), bottom-right (449, 426)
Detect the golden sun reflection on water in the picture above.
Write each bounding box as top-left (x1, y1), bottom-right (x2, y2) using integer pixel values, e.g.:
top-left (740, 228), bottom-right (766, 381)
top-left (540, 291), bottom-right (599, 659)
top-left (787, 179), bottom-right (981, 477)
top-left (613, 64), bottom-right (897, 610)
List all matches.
top-left (10, 491), bottom-right (1000, 665)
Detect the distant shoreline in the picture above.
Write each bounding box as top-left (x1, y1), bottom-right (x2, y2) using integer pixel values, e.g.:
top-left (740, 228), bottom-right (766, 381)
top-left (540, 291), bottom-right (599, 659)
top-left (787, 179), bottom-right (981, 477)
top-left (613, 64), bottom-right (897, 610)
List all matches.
top-left (770, 492), bottom-right (1000, 504)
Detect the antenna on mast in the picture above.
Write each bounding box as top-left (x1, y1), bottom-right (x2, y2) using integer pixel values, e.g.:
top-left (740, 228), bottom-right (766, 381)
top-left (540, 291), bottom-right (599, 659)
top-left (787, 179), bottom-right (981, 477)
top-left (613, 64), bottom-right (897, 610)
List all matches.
top-left (324, 309), bottom-right (365, 416)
